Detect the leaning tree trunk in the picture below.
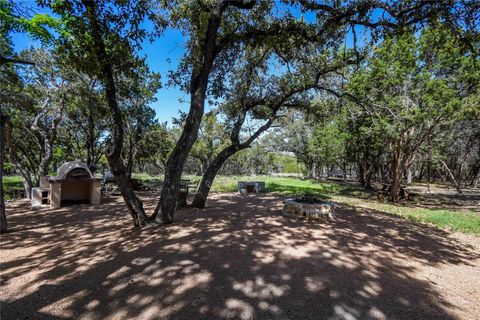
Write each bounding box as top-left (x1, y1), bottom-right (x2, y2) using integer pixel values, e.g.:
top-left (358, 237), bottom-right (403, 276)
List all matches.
top-left (38, 139), bottom-right (53, 177)
top-left (152, 15), bottom-right (221, 224)
top-left (192, 145), bottom-right (243, 209)
top-left (439, 159), bottom-right (463, 193)
top-left (156, 86), bottom-right (209, 222)
top-left (83, 0), bottom-right (148, 226)
top-left (0, 113), bottom-right (7, 233)
top-left (191, 114), bottom-right (274, 209)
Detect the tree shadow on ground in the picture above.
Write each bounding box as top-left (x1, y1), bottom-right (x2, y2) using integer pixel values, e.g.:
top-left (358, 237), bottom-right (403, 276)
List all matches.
top-left (401, 191), bottom-right (480, 213)
top-left (1, 193), bottom-right (479, 319)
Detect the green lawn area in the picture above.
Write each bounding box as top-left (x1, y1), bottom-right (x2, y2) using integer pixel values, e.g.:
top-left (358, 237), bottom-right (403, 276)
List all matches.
top-left (2, 175), bottom-right (24, 200)
top-left (333, 195), bottom-right (480, 236)
top-left (3, 175), bottom-right (23, 192)
top-left (193, 175), bottom-right (343, 194)
top-left (5, 173), bottom-right (480, 235)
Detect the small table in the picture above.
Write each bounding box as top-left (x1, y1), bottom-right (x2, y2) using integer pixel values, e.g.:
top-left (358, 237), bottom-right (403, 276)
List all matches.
top-left (238, 181), bottom-right (266, 193)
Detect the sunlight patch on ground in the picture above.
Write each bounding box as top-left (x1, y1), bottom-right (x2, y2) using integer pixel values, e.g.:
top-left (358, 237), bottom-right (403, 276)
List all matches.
top-left (219, 298), bottom-right (255, 320)
top-left (232, 276), bottom-right (289, 299)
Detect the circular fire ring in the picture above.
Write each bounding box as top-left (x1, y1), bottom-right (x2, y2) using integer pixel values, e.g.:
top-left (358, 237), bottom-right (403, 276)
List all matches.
top-left (282, 195), bottom-right (335, 221)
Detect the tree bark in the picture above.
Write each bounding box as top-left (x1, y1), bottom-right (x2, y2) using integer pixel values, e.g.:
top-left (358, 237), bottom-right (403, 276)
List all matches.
top-left (358, 162), bottom-right (365, 186)
top-left (192, 115), bottom-right (274, 209)
top-left (152, 14), bottom-right (222, 224)
top-left (439, 159), bottom-right (462, 193)
top-left (86, 102), bottom-right (95, 167)
top-left (390, 139), bottom-right (403, 202)
top-left (192, 145), bottom-right (244, 208)
top-left (406, 168), bottom-right (412, 184)
top-left (30, 94), bottom-right (64, 177)
top-left (82, 0), bottom-right (148, 226)
top-left (364, 161), bottom-right (374, 189)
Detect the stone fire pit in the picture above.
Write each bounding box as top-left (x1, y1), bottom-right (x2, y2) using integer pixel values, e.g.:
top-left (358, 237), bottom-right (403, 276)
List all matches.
top-left (282, 195), bottom-right (335, 221)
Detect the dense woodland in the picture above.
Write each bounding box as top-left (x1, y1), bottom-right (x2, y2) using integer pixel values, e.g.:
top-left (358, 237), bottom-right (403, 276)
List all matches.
top-left (1, 0), bottom-right (479, 232)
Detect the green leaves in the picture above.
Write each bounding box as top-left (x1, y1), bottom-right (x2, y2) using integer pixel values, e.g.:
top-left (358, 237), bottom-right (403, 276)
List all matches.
top-left (0, 1), bottom-right (59, 44)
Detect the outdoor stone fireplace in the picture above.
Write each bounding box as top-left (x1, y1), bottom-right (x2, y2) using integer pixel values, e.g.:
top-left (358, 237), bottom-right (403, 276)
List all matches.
top-left (31, 160), bottom-right (101, 208)
top-left (282, 195), bottom-right (335, 220)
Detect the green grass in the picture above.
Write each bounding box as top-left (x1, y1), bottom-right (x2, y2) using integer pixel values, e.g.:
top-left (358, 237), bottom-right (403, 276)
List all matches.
top-left (3, 175), bottom-right (23, 192)
top-left (333, 195), bottom-right (480, 235)
top-left (132, 172), bottom-right (163, 185)
top-left (5, 172), bottom-right (480, 235)
top-left (184, 175), bottom-right (343, 194)
top-left (211, 175), bottom-right (339, 193)
top-left (2, 175), bottom-right (24, 200)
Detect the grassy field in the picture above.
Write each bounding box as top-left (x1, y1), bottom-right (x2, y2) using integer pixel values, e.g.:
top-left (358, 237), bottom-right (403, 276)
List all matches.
top-left (4, 173), bottom-right (480, 235)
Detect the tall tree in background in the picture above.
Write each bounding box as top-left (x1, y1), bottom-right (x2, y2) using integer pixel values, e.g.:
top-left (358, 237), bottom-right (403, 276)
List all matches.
top-left (57, 75), bottom-right (109, 168)
top-left (117, 62), bottom-right (161, 178)
top-left (5, 49), bottom-right (73, 198)
top-left (137, 123), bottom-right (175, 174)
top-left (348, 26), bottom-right (479, 201)
top-left (1, 0), bottom-right (58, 232)
top-left (43, 0), bottom-right (156, 226)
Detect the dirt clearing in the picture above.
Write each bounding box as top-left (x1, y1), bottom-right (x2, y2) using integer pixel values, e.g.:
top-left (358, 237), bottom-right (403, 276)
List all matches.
top-left (1, 193), bottom-right (479, 319)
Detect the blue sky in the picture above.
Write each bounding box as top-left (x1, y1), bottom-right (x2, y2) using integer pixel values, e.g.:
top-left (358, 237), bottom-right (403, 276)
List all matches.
top-left (11, 2), bottom-right (191, 124)
top-left (13, 27), bottom-right (189, 123)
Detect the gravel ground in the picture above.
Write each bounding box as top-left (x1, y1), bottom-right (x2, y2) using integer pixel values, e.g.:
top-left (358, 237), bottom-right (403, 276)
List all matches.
top-left (1, 193), bottom-right (479, 320)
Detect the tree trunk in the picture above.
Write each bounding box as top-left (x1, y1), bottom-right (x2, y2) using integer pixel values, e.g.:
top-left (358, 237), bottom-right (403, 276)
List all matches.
top-left (22, 179), bottom-right (33, 200)
top-left (418, 161), bottom-right (426, 181)
top-left (1, 113), bottom-right (7, 233)
top-left (406, 168), bottom-right (412, 184)
top-left (364, 162), bottom-right (374, 189)
top-left (38, 140), bottom-right (53, 177)
top-left (106, 149), bottom-right (147, 226)
top-left (439, 159), bottom-right (462, 193)
top-left (390, 139), bottom-right (403, 202)
top-left (152, 15), bottom-right (221, 224)
top-left (469, 165), bottom-right (480, 186)
top-left (201, 157), bottom-right (209, 175)
top-left (358, 162), bottom-right (365, 186)
top-left (156, 90), bottom-right (208, 222)
top-left (192, 145), bottom-right (242, 209)
top-left (125, 128), bottom-right (135, 180)
top-left (86, 104), bottom-right (95, 167)
top-left (436, 168), bottom-right (451, 189)
top-left (82, 0), bottom-right (148, 226)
